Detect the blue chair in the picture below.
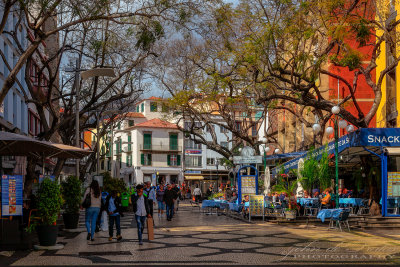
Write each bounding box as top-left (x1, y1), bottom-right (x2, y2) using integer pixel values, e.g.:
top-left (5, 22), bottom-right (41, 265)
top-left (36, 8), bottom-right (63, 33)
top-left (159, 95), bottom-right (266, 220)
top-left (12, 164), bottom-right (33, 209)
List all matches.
top-left (387, 199), bottom-right (399, 215)
top-left (304, 199), bottom-right (320, 216)
top-left (329, 209), bottom-right (351, 231)
top-left (357, 199), bottom-right (370, 215)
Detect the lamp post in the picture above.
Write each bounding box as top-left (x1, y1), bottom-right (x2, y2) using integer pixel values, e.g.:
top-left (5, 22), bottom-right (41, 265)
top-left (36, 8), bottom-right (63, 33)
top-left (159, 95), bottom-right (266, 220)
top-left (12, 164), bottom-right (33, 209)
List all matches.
top-left (314, 105), bottom-right (354, 208)
top-left (65, 64), bottom-right (116, 178)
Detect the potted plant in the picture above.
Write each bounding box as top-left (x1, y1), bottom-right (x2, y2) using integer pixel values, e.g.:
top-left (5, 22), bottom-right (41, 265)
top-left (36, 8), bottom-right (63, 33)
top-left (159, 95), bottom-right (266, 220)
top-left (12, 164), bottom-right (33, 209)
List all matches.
top-left (273, 173), bottom-right (302, 220)
top-left (61, 176), bottom-right (82, 229)
top-left (27, 178), bottom-right (63, 246)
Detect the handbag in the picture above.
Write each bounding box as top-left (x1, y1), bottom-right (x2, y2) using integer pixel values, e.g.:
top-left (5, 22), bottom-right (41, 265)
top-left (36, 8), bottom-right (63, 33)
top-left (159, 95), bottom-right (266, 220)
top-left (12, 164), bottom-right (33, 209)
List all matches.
top-left (82, 188), bottom-right (91, 208)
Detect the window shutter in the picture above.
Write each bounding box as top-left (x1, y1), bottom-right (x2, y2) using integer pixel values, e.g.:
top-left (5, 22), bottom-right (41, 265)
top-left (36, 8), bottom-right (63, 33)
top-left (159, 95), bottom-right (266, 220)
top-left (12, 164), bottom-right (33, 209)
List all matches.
top-left (144, 133), bottom-right (152, 149)
top-left (141, 154), bottom-right (144, 165)
top-left (136, 105), bottom-right (139, 112)
top-left (141, 103), bottom-right (144, 112)
top-left (177, 155), bottom-right (181, 166)
top-left (148, 154), bottom-right (152, 165)
top-left (170, 134), bottom-right (178, 150)
top-left (167, 155), bottom-right (171, 166)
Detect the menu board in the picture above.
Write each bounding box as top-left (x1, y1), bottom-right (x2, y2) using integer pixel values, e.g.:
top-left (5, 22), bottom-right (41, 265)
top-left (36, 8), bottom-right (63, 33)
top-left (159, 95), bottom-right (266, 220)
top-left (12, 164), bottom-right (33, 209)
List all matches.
top-left (241, 175), bottom-right (257, 195)
top-left (1, 175), bottom-right (23, 216)
top-left (249, 195), bottom-right (264, 216)
top-left (388, 172), bottom-right (400, 197)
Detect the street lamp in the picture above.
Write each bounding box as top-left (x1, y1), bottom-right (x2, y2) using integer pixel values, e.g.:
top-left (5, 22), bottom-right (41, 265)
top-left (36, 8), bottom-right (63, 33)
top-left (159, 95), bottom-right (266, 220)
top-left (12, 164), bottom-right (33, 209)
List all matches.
top-left (321, 105), bottom-right (353, 207)
top-left (65, 62), bottom-right (116, 178)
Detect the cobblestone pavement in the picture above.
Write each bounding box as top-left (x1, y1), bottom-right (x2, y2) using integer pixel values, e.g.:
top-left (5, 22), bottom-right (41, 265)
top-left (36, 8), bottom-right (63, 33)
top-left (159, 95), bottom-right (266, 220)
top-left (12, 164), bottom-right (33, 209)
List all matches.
top-left (1, 201), bottom-right (400, 266)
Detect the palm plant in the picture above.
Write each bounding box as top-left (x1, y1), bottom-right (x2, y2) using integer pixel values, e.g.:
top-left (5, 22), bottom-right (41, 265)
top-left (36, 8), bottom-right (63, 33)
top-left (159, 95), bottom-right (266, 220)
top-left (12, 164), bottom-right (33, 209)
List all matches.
top-left (272, 174), bottom-right (303, 210)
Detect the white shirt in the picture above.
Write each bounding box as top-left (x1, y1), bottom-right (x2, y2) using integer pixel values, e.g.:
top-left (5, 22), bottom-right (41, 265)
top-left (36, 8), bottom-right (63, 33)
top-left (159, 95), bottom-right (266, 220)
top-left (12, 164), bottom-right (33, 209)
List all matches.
top-left (193, 188), bottom-right (202, 196)
top-left (136, 195), bottom-right (147, 216)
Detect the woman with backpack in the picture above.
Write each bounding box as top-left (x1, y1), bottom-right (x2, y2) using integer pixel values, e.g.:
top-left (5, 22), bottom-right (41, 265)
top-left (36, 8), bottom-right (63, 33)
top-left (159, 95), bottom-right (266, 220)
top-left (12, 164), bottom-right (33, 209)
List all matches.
top-left (82, 180), bottom-right (101, 241)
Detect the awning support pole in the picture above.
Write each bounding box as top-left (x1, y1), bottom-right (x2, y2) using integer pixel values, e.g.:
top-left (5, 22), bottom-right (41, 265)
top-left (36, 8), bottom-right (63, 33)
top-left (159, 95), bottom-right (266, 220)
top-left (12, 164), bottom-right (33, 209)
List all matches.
top-left (362, 146), bottom-right (387, 217)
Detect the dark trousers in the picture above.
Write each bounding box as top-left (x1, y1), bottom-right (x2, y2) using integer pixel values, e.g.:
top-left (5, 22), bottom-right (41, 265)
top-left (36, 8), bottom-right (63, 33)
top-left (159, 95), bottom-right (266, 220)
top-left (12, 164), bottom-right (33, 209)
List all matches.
top-left (109, 215), bottom-right (121, 237)
top-left (135, 215), bottom-right (146, 242)
top-left (195, 195), bottom-right (200, 202)
top-left (166, 204), bottom-right (174, 220)
top-left (148, 200), bottom-right (154, 217)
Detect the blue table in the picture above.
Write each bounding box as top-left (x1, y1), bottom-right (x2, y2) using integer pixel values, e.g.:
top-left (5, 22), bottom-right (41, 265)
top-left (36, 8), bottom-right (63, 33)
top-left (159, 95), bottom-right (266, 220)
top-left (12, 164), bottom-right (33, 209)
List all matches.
top-left (201, 200), bottom-right (218, 208)
top-left (339, 198), bottom-right (363, 206)
top-left (297, 198), bottom-right (319, 206)
top-left (229, 203), bottom-right (243, 212)
top-left (317, 209), bottom-right (343, 223)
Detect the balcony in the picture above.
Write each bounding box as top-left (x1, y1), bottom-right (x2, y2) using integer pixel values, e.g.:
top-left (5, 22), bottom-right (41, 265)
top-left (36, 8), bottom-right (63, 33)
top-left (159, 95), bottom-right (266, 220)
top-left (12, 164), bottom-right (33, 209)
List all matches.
top-left (140, 144), bottom-right (182, 153)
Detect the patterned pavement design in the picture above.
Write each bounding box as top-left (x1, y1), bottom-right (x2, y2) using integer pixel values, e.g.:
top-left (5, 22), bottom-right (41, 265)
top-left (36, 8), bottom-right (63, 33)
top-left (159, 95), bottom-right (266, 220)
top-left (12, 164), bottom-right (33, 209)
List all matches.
top-left (1, 202), bottom-right (400, 266)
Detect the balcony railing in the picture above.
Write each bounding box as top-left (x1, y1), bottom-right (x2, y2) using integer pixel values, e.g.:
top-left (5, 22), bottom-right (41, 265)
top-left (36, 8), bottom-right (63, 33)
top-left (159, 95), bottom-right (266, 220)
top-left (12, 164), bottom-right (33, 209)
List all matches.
top-left (140, 144), bottom-right (181, 151)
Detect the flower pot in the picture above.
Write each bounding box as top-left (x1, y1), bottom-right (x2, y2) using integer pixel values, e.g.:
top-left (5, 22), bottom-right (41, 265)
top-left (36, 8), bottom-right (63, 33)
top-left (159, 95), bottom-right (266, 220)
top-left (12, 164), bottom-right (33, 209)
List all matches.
top-left (62, 213), bottom-right (80, 229)
top-left (285, 210), bottom-right (296, 220)
top-left (37, 225), bottom-right (58, 246)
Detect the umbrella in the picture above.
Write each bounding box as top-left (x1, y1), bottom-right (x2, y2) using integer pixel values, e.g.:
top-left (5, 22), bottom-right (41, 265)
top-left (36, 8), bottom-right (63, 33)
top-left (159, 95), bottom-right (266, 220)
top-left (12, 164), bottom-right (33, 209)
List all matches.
top-left (45, 143), bottom-right (93, 159)
top-left (0, 131), bottom-right (60, 158)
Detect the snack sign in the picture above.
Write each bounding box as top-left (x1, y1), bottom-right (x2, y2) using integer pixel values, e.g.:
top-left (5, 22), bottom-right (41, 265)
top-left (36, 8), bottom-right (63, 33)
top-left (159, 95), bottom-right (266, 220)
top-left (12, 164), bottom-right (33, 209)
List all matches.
top-left (1, 175), bottom-right (23, 216)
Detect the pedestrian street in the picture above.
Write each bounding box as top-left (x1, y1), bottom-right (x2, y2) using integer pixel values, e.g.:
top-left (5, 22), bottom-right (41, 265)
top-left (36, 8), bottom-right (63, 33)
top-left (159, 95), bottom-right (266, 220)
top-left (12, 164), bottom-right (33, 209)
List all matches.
top-left (2, 202), bottom-right (400, 266)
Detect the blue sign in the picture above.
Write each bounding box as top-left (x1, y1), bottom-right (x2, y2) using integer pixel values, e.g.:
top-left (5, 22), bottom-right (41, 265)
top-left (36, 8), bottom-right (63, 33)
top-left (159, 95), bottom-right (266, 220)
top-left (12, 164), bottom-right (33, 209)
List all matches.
top-left (1, 175), bottom-right (23, 216)
top-left (39, 175), bottom-right (55, 183)
top-left (271, 128), bottom-right (400, 176)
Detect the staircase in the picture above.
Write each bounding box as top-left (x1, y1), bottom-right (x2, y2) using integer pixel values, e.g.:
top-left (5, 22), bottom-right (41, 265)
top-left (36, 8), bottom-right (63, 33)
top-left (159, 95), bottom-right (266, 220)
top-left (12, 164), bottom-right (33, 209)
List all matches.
top-left (356, 216), bottom-right (400, 230)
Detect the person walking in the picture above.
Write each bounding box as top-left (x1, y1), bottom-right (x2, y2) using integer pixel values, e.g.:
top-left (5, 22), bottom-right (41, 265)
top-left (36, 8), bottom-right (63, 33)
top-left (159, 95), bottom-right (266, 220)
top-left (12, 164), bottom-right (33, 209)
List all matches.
top-left (105, 190), bottom-right (123, 241)
top-left (83, 180), bottom-right (101, 241)
top-left (144, 181), bottom-right (156, 217)
top-left (193, 185), bottom-right (202, 203)
top-left (163, 184), bottom-right (178, 221)
top-left (156, 184), bottom-right (165, 218)
top-left (172, 183), bottom-right (180, 213)
top-left (131, 184), bottom-right (151, 245)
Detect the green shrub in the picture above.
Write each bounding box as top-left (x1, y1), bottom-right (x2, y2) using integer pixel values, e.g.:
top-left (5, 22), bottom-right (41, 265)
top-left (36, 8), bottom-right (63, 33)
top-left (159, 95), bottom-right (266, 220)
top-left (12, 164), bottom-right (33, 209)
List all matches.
top-left (103, 172), bottom-right (126, 194)
top-left (37, 178), bottom-right (63, 226)
top-left (61, 176), bottom-right (82, 214)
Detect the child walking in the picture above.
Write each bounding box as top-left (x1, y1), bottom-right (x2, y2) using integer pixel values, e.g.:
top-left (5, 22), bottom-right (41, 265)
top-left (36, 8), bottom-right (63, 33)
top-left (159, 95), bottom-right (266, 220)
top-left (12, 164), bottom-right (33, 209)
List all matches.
top-left (105, 190), bottom-right (123, 241)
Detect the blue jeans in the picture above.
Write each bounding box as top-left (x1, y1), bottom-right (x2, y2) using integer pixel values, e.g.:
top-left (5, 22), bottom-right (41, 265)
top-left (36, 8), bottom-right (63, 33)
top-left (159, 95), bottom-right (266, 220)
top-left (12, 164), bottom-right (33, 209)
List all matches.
top-left (166, 204), bottom-right (174, 219)
top-left (109, 215), bottom-right (121, 237)
top-left (135, 215), bottom-right (146, 242)
top-left (85, 207), bottom-right (100, 238)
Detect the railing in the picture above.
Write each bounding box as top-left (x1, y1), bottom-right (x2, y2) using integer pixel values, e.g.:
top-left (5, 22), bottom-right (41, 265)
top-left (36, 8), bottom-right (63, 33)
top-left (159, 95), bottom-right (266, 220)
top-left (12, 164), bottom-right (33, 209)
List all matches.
top-left (140, 144), bottom-right (182, 151)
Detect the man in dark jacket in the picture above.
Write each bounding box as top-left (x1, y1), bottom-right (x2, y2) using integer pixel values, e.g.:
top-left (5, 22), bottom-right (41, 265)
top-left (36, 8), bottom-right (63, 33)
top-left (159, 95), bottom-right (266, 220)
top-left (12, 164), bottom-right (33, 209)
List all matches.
top-left (163, 184), bottom-right (178, 221)
top-left (105, 190), bottom-right (123, 241)
top-left (131, 184), bottom-right (151, 245)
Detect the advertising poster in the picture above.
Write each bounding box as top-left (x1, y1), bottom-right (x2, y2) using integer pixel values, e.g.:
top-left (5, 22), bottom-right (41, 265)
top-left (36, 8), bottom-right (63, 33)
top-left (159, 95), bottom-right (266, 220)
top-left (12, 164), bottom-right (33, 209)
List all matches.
top-left (241, 175), bottom-right (257, 195)
top-left (249, 195), bottom-right (264, 216)
top-left (1, 175), bottom-right (23, 216)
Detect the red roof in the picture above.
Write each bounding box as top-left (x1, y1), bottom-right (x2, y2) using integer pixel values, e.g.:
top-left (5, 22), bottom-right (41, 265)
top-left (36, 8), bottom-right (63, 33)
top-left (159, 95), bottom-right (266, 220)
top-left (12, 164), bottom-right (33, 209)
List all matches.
top-left (123, 112), bottom-right (145, 118)
top-left (134, 118), bottom-right (178, 129)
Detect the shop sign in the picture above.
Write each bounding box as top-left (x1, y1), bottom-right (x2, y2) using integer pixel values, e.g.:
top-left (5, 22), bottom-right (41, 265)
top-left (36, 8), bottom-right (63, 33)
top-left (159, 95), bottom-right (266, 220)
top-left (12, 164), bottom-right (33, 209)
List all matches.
top-left (1, 175), bottom-right (23, 216)
top-left (233, 146), bottom-right (262, 164)
top-left (185, 149), bottom-right (202, 155)
top-left (185, 170), bottom-right (201, 174)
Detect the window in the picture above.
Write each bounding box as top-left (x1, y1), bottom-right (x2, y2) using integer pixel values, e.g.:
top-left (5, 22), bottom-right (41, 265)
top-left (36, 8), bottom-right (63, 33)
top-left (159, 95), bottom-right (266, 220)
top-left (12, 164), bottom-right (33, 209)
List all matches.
top-left (106, 142), bottom-right (110, 156)
top-left (206, 124), bottom-right (215, 133)
top-left (220, 125), bottom-right (228, 133)
top-left (117, 122), bottom-right (121, 130)
top-left (28, 110), bottom-right (41, 136)
top-left (167, 154), bottom-right (181, 166)
top-left (126, 155), bottom-right (132, 167)
top-left (141, 103), bottom-right (144, 112)
top-left (184, 139), bottom-right (201, 149)
top-left (136, 105), bottom-right (139, 112)
top-left (12, 93), bottom-right (17, 125)
top-left (207, 158), bottom-right (215, 165)
top-left (143, 133), bottom-right (152, 149)
top-left (128, 120), bottom-right (134, 127)
top-left (252, 124), bottom-right (258, 136)
top-left (128, 135), bottom-right (132, 151)
top-left (101, 160), bottom-right (104, 170)
top-left (169, 133), bottom-right (178, 150)
top-left (107, 160), bottom-right (111, 171)
top-left (221, 142), bottom-right (229, 149)
top-left (235, 121), bottom-right (241, 131)
top-left (150, 102), bottom-right (157, 112)
top-left (185, 156), bottom-right (202, 167)
top-left (119, 157), bottom-right (122, 168)
top-left (141, 153), bottom-right (152, 165)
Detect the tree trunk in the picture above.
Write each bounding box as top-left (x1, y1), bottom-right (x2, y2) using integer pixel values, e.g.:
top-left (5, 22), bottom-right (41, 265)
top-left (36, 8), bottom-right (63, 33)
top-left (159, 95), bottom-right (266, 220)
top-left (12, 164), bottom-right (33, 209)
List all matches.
top-left (24, 157), bottom-right (38, 199)
top-left (52, 158), bottom-right (65, 178)
top-left (360, 155), bottom-right (380, 202)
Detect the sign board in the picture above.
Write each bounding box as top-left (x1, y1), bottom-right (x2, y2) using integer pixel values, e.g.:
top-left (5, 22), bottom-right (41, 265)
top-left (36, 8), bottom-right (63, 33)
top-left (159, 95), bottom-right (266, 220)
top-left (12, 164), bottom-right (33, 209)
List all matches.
top-left (185, 170), bottom-right (201, 174)
top-left (185, 149), bottom-right (202, 155)
top-left (233, 146), bottom-right (262, 164)
top-left (241, 175), bottom-right (257, 195)
top-left (1, 175), bottom-right (23, 216)
top-left (249, 195), bottom-right (265, 220)
top-left (233, 156), bottom-right (263, 164)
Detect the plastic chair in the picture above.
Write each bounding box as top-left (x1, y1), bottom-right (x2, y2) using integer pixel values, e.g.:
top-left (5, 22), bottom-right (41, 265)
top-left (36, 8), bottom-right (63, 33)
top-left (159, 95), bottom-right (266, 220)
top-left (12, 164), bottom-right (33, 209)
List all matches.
top-left (329, 210), bottom-right (351, 231)
top-left (357, 199), bottom-right (370, 215)
top-left (304, 199), bottom-right (320, 216)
